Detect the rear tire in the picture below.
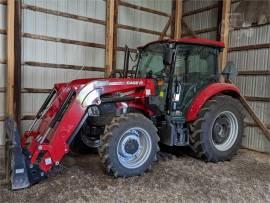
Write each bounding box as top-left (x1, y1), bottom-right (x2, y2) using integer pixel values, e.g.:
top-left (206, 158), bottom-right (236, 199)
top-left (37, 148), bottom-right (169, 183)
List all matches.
top-left (99, 113), bottom-right (159, 177)
top-left (189, 95), bottom-right (244, 162)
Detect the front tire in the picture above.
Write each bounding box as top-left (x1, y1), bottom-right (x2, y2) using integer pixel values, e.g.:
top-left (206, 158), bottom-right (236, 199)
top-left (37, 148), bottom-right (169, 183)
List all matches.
top-left (190, 95), bottom-right (244, 162)
top-left (99, 113), bottom-right (159, 177)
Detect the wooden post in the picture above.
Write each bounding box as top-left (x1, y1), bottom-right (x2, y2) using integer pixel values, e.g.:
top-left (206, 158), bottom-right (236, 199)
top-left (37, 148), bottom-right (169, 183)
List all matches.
top-left (5, 0), bottom-right (15, 184)
top-left (112, 0), bottom-right (118, 71)
top-left (216, 0), bottom-right (223, 41)
top-left (220, 0), bottom-right (231, 72)
top-left (105, 0), bottom-right (116, 77)
top-left (6, 0), bottom-right (15, 117)
top-left (174, 0), bottom-right (183, 39)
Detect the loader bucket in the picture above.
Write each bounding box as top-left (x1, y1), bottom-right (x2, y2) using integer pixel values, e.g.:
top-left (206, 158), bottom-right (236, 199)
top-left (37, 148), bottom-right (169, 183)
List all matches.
top-left (5, 117), bottom-right (30, 190)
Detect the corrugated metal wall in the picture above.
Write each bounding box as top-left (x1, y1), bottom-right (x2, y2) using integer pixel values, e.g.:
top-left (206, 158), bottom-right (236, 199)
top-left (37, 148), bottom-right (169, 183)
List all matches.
top-left (20, 0), bottom-right (174, 132)
top-left (182, 0), bottom-right (270, 153)
top-left (0, 2), bottom-right (6, 146)
top-left (21, 0), bottom-right (106, 132)
top-left (116, 0), bottom-right (172, 69)
top-left (182, 0), bottom-right (218, 40)
top-left (229, 1), bottom-right (270, 153)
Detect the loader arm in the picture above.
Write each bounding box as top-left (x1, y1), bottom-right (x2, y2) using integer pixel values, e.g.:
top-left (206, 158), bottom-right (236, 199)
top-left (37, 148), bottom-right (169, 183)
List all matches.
top-left (7, 78), bottom-right (155, 189)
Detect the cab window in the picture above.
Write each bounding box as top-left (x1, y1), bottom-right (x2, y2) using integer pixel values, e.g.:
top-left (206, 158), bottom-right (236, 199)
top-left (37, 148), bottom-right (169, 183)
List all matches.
top-left (175, 44), bottom-right (218, 82)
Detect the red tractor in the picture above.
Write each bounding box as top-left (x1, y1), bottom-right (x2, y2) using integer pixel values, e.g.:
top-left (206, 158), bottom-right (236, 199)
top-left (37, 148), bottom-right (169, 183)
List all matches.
top-left (6, 38), bottom-right (244, 190)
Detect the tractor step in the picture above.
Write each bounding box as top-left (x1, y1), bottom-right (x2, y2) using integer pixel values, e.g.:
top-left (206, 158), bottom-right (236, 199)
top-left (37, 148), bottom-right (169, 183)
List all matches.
top-left (5, 117), bottom-right (30, 190)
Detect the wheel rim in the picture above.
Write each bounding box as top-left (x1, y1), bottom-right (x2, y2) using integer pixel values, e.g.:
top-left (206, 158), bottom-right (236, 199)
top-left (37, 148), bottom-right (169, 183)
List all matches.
top-left (211, 111), bottom-right (239, 151)
top-left (117, 127), bottom-right (152, 169)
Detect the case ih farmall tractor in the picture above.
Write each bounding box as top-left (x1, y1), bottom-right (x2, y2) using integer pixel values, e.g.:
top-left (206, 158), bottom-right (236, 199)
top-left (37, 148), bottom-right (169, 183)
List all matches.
top-left (6, 38), bottom-right (244, 190)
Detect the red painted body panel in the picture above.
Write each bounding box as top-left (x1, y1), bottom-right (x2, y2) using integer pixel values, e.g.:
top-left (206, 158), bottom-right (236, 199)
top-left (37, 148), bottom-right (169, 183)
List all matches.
top-left (186, 83), bottom-right (240, 122)
top-left (39, 99), bottom-right (86, 172)
top-left (23, 78), bottom-right (157, 172)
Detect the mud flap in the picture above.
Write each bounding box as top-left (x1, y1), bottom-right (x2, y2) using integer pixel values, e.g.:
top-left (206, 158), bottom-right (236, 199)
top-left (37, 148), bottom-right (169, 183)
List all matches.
top-left (5, 117), bottom-right (30, 190)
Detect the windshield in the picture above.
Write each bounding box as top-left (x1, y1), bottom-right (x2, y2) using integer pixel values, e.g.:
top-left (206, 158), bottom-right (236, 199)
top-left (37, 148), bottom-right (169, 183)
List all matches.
top-left (136, 43), bottom-right (165, 78)
top-left (136, 42), bottom-right (219, 80)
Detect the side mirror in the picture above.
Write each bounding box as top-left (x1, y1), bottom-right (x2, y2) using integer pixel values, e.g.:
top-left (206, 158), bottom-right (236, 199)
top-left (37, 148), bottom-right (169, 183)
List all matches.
top-left (163, 46), bottom-right (173, 65)
top-left (222, 61), bottom-right (238, 81)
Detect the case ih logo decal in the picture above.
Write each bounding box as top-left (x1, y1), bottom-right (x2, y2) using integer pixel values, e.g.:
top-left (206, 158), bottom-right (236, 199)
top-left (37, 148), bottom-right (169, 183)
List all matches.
top-left (126, 81), bottom-right (144, 85)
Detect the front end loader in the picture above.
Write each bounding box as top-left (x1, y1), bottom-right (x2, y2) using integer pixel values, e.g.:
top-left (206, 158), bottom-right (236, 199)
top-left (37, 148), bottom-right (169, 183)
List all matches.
top-left (5, 38), bottom-right (244, 190)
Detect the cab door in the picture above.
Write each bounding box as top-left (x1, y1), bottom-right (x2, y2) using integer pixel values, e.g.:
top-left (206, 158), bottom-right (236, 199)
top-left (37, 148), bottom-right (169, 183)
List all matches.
top-left (171, 44), bottom-right (219, 116)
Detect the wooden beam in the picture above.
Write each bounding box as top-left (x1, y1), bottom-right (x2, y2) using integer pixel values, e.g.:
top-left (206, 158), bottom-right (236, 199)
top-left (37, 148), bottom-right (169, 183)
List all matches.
top-left (6, 0), bottom-right (15, 117)
top-left (118, 0), bottom-right (170, 17)
top-left (21, 115), bottom-right (35, 120)
top-left (23, 33), bottom-right (105, 49)
top-left (23, 61), bottom-right (105, 72)
top-left (0, 28), bottom-right (6, 35)
top-left (244, 96), bottom-right (270, 102)
top-left (22, 4), bottom-right (105, 25)
top-left (22, 88), bottom-right (51, 93)
top-left (0, 0), bottom-right (6, 5)
top-left (174, 0), bottom-right (183, 39)
top-left (227, 80), bottom-right (270, 143)
top-left (0, 87), bottom-right (5, 93)
top-left (182, 21), bottom-right (197, 38)
top-left (117, 24), bottom-right (170, 36)
top-left (231, 0), bottom-right (241, 4)
top-left (229, 43), bottom-right (270, 52)
top-left (105, 0), bottom-right (115, 77)
top-left (183, 3), bottom-right (219, 17)
top-left (239, 95), bottom-right (270, 141)
top-left (220, 0), bottom-right (232, 73)
top-left (245, 122), bottom-right (270, 129)
top-left (182, 26), bottom-right (217, 37)
top-left (238, 70), bottom-right (270, 76)
top-left (116, 46), bottom-right (137, 53)
top-left (159, 17), bottom-right (172, 40)
top-left (1, 87), bottom-right (52, 94)
top-left (0, 59), bottom-right (6, 64)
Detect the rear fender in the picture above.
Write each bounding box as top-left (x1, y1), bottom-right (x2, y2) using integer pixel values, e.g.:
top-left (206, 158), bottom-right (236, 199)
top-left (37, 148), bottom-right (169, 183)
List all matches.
top-left (186, 83), bottom-right (240, 122)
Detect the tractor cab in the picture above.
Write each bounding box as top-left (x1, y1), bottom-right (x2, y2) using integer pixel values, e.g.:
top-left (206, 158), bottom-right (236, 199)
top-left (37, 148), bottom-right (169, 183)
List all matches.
top-left (121, 39), bottom-right (224, 146)
top-left (135, 39), bottom-right (223, 116)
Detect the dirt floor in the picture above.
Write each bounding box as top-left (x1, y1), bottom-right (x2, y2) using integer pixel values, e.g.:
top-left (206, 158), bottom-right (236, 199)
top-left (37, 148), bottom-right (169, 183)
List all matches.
top-left (1, 148), bottom-right (270, 202)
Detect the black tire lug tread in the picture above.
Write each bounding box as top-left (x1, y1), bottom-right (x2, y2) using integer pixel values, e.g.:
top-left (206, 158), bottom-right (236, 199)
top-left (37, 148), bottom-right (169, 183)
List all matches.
top-left (99, 113), bottom-right (159, 177)
top-left (189, 94), bottom-right (243, 162)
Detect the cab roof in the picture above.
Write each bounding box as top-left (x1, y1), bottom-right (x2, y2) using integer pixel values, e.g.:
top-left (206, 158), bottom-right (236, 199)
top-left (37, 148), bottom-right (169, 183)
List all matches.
top-left (138, 38), bottom-right (225, 49)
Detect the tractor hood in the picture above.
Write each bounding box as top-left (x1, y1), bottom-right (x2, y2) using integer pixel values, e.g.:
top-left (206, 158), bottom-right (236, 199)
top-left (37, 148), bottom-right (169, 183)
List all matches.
top-left (54, 78), bottom-right (156, 97)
